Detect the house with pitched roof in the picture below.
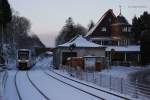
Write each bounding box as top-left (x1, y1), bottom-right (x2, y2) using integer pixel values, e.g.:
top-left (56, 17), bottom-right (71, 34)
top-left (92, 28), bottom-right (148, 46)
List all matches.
top-left (53, 35), bottom-right (106, 69)
top-left (86, 9), bottom-right (140, 66)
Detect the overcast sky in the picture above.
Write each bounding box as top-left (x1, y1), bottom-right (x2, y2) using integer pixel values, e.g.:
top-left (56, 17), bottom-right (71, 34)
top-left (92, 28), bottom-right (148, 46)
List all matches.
top-left (9, 0), bottom-right (150, 47)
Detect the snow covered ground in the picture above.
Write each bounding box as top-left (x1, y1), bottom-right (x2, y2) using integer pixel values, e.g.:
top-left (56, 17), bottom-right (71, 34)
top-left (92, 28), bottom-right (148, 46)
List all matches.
top-left (28, 70), bottom-right (100, 100)
top-left (46, 69), bottom-right (134, 100)
top-left (2, 57), bottom-right (103, 100)
top-left (4, 70), bottom-right (20, 100)
top-left (7, 57), bottom-right (16, 70)
top-left (16, 71), bottom-right (47, 100)
top-left (100, 66), bottom-right (150, 79)
top-left (56, 64), bottom-right (150, 100)
top-left (2, 56), bottom-right (150, 100)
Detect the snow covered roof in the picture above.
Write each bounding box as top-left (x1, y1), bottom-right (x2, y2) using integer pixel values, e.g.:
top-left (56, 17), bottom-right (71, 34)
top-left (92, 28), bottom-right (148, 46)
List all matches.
top-left (91, 37), bottom-right (112, 40)
top-left (58, 35), bottom-right (104, 48)
top-left (106, 46), bottom-right (140, 52)
top-left (45, 51), bottom-right (53, 55)
top-left (84, 55), bottom-right (105, 58)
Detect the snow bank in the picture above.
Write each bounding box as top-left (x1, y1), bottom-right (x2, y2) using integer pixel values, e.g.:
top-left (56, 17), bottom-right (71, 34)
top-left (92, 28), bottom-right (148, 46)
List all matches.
top-left (100, 66), bottom-right (146, 79)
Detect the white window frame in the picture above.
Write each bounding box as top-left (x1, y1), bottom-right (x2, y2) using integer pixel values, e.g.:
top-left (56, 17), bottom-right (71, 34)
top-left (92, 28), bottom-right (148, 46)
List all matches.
top-left (101, 27), bottom-right (107, 32)
top-left (122, 27), bottom-right (128, 32)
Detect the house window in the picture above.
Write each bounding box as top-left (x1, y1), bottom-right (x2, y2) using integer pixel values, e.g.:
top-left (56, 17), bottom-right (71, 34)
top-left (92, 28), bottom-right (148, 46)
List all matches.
top-left (108, 18), bottom-right (112, 22)
top-left (128, 27), bottom-right (131, 32)
top-left (122, 27), bottom-right (128, 32)
top-left (101, 27), bottom-right (107, 32)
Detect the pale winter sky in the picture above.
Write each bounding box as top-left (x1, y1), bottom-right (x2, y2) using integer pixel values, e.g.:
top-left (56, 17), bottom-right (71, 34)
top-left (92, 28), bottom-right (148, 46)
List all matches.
top-left (9, 0), bottom-right (150, 47)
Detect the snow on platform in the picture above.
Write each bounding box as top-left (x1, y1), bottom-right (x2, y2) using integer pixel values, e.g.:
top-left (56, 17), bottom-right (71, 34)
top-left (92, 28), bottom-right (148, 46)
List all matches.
top-left (53, 65), bottom-right (150, 100)
top-left (106, 46), bottom-right (140, 52)
top-left (100, 66), bottom-right (149, 79)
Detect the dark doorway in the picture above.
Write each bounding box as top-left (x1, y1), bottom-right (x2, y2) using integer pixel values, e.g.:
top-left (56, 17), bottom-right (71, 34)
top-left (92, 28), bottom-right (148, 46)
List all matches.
top-left (62, 52), bottom-right (77, 65)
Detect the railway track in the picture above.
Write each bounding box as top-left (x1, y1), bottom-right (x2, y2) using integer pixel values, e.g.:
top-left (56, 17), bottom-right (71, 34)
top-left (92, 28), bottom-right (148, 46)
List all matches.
top-left (47, 69), bottom-right (131, 100)
top-left (15, 71), bottom-right (51, 100)
top-left (26, 71), bottom-right (51, 100)
top-left (43, 70), bottom-right (105, 100)
top-left (2, 71), bottom-right (8, 91)
top-left (14, 71), bottom-right (23, 100)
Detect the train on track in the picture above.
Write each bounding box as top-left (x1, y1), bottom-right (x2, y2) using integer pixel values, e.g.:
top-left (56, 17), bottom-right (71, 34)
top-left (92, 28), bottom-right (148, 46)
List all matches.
top-left (16, 49), bottom-right (36, 70)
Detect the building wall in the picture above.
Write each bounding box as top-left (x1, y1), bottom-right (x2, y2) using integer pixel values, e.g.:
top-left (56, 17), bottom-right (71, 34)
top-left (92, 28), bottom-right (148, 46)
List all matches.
top-left (106, 51), bottom-right (140, 66)
top-left (53, 47), bottom-right (105, 69)
top-left (53, 48), bottom-right (61, 69)
top-left (60, 48), bottom-right (105, 57)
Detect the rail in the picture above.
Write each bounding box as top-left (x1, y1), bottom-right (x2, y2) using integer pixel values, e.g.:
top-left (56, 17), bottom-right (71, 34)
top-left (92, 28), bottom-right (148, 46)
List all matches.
top-left (2, 70), bottom-right (8, 90)
top-left (43, 69), bottom-right (105, 100)
top-left (0, 70), bottom-right (8, 100)
top-left (26, 71), bottom-right (51, 100)
top-left (14, 71), bottom-right (23, 100)
top-left (59, 66), bottom-right (150, 100)
top-left (48, 69), bottom-right (131, 100)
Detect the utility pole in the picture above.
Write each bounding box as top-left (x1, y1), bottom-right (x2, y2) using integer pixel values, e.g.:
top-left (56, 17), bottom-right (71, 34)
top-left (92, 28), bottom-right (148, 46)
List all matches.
top-left (119, 5), bottom-right (122, 15)
top-left (0, 11), bottom-right (2, 55)
top-left (1, 24), bottom-right (4, 55)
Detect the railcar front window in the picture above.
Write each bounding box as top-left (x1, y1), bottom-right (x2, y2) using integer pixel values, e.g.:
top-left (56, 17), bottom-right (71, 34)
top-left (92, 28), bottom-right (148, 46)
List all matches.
top-left (18, 51), bottom-right (29, 60)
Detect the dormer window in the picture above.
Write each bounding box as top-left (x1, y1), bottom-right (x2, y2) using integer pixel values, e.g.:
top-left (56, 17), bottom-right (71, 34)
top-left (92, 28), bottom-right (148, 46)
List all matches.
top-left (101, 27), bottom-right (107, 32)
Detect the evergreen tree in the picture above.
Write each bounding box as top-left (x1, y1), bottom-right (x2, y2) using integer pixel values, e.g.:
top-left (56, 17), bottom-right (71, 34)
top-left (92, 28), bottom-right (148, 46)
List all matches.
top-left (131, 16), bottom-right (140, 43)
top-left (140, 12), bottom-right (150, 30)
top-left (64, 17), bottom-right (76, 42)
top-left (131, 11), bottom-right (150, 65)
top-left (133, 12), bottom-right (150, 65)
top-left (0, 0), bottom-right (12, 54)
top-left (131, 12), bottom-right (150, 43)
top-left (56, 17), bottom-right (75, 45)
top-left (56, 17), bottom-right (87, 46)
top-left (0, 0), bottom-right (12, 26)
top-left (74, 24), bottom-right (87, 36)
top-left (87, 20), bottom-right (95, 31)
top-left (141, 30), bottom-right (150, 65)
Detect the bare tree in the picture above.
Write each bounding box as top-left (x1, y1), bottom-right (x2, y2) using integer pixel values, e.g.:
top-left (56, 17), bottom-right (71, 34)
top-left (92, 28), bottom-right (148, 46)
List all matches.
top-left (5, 15), bottom-right (44, 49)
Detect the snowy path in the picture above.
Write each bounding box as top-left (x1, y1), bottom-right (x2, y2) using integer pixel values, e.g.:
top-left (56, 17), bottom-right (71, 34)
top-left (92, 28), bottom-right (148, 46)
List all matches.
top-left (45, 70), bottom-right (129, 100)
top-left (28, 70), bottom-right (100, 100)
top-left (15, 71), bottom-right (47, 100)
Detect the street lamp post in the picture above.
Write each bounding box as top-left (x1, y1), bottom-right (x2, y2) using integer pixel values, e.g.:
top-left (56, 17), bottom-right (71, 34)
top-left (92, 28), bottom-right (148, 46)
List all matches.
top-left (69, 43), bottom-right (76, 75)
top-left (0, 11), bottom-right (2, 55)
top-left (110, 49), bottom-right (115, 69)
